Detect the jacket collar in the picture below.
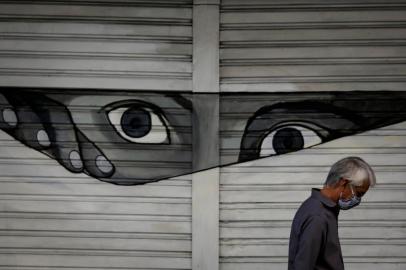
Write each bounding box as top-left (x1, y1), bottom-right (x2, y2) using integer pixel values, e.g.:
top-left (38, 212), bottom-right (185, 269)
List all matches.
top-left (311, 188), bottom-right (337, 208)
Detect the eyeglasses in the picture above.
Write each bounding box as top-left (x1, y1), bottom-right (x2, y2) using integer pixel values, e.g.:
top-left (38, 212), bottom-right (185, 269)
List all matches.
top-left (349, 184), bottom-right (367, 198)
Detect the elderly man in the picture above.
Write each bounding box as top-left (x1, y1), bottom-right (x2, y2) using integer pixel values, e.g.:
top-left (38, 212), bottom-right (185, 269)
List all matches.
top-left (288, 156), bottom-right (376, 270)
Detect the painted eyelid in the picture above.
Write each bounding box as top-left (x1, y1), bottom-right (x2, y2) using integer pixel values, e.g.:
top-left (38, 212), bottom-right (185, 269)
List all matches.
top-left (244, 101), bottom-right (363, 133)
top-left (263, 122), bottom-right (328, 139)
top-left (259, 124), bottom-right (324, 157)
top-left (238, 103), bottom-right (364, 162)
top-left (101, 99), bottom-right (159, 113)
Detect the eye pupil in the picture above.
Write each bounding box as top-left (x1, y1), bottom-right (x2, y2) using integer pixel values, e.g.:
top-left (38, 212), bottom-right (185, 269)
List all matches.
top-left (120, 107), bottom-right (151, 138)
top-left (272, 127), bottom-right (304, 154)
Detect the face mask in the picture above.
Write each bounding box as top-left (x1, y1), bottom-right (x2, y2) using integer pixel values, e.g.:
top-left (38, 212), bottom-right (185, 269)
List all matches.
top-left (338, 185), bottom-right (361, 210)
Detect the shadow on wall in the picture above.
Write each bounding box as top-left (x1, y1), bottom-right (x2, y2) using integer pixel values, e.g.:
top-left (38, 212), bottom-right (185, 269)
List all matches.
top-left (0, 88), bottom-right (405, 185)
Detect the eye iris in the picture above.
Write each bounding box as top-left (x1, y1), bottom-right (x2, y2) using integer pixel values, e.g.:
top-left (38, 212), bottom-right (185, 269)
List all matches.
top-left (120, 107), bottom-right (151, 138)
top-left (272, 127), bottom-right (304, 154)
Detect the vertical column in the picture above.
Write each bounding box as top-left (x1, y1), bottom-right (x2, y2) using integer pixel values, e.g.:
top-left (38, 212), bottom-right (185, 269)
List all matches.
top-left (193, 0), bottom-right (220, 93)
top-left (192, 1), bottom-right (220, 270)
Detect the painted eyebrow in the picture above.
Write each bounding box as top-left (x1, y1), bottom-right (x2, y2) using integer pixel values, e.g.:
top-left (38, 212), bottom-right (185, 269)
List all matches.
top-left (165, 94), bottom-right (192, 112)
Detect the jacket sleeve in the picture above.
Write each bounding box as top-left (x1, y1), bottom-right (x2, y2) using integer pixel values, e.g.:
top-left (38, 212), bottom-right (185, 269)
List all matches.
top-left (292, 215), bottom-right (327, 270)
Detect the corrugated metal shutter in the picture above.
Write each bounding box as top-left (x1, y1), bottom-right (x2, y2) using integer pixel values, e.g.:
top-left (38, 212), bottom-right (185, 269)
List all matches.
top-left (220, 0), bottom-right (406, 92)
top-left (220, 122), bottom-right (406, 270)
top-left (1, 1), bottom-right (405, 269)
top-left (219, 1), bottom-right (406, 270)
top-left (0, 1), bottom-right (192, 269)
top-left (0, 0), bottom-right (192, 91)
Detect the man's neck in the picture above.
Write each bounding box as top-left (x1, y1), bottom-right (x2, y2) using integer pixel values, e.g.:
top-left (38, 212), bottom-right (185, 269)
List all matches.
top-left (320, 186), bottom-right (339, 203)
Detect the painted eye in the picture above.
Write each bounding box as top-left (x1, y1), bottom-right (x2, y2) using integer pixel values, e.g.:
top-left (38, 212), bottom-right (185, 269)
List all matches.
top-left (107, 104), bottom-right (169, 144)
top-left (259, 125), bottom-right (322, 157)
top-left (238, 101), bottom-right (361, 162)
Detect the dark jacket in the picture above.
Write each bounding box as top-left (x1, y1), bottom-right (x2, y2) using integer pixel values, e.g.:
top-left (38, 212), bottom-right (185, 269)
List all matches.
top-left (288, 188), bottom-right (344, 270)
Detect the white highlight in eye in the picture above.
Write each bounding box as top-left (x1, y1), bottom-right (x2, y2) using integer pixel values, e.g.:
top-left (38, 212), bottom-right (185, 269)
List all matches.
top-left (108, 107), bottom-right (169, 144)
top-left (260, 125), bottom-right (322, 157)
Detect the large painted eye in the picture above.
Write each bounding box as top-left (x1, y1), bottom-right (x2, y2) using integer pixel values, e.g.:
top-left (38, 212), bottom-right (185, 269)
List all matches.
top-left (238, 101), bottom-right (363, 162)
top-left (259, 125), bottom-right (322, 157)
top-left (107, 103), bottom-right (170, 144)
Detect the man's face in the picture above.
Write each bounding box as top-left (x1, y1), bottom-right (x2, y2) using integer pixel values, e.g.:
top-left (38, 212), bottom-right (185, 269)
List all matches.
top-left (341, 180), bottom-right (370, 201)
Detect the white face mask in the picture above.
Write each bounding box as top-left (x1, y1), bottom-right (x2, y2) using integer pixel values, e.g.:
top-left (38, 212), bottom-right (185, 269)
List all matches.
top-left (338, 185), bottom-right (361, 210)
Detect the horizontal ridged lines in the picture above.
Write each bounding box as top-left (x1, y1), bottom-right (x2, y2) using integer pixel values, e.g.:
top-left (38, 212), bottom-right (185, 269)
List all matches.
top-left (220, 2), bottom-right (406, 93)
top-left (219, 121), bottom-right (406, 268)
top-left (0, 2), bottom-right (192, 90)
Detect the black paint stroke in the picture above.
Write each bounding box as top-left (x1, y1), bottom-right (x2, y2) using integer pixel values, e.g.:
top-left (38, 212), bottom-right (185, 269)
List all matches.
top-left (0, 88), bottom-right (405, 185)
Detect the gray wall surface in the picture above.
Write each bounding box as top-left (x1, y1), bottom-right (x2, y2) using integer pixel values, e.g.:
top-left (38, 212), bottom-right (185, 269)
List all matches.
top-left (0, 1), bottom-right (194, 269)
top-left (219, 1), bottom-right (406, 269)
top-left (0, 1), bottom-right (405, 270)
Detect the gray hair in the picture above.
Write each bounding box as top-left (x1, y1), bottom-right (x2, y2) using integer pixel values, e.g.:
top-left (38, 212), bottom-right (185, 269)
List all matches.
top-left (324, 156), bottom-right (376, 187)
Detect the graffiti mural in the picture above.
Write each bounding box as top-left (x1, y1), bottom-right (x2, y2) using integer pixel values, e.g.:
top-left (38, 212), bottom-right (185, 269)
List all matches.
top-left (1, 88), bottom-right (406, 185)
